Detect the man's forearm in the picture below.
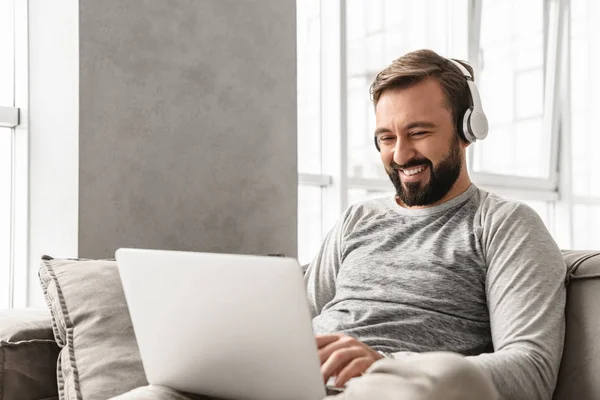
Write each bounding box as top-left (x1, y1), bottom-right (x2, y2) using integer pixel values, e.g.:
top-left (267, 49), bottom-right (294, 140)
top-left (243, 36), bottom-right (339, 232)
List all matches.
top-left (382, 346), bottom-right (559, 400)
top-left (467, 347), bottom-right (560, 400)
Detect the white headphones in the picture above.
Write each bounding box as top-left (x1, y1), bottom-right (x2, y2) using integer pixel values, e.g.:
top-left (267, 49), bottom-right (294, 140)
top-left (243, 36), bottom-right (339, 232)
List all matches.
top-left (446, 59), bottom-right (489, 142)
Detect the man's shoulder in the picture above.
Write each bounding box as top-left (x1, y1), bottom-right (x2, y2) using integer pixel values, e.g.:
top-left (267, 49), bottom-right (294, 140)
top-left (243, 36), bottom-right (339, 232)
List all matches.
top-left (473, 186), bottom-right (545, 228)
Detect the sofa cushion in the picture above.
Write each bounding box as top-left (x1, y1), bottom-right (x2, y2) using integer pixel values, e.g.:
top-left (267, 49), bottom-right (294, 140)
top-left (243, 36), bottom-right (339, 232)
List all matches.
top-left (39, 256), bottom-right (147, 400)
top-left (553, 250), bottom-right (600, 400)
top-left (0, 308), bottom-right (60, 400)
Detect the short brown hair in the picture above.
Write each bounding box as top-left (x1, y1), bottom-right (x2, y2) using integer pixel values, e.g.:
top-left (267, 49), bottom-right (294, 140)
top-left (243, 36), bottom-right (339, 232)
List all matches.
top-left (370, 49), bottom-right (473, 140)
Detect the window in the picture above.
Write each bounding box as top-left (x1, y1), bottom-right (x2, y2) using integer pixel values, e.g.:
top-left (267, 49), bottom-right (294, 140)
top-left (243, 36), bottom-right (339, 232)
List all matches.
top-left (1, 0), bottom-right (26, 308)
top-left (0, 127), bottom-right (10, 308)
top-left (0, 0), bottom-right (14, 108)
top-left (297, 0), bottom-right (321, 175)
top-left (297, 0), bottom-right (324, 264)
top-left (474, 0), bottom-right (548, 179)
top-left (570, 0), bottom-right (600, 249)
top-left (298, 186), bottom-right (322, 265)
top-left (297, 0), bottom-right (598, 264)
top-left (573, 205), bottom-right (600, 250)
top-left (0, 0), bottom-right (16, 308)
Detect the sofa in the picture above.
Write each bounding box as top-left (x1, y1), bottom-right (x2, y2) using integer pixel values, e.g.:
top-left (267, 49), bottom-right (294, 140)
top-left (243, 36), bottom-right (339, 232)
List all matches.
top-left (0, 250), bottom-right (598, 400)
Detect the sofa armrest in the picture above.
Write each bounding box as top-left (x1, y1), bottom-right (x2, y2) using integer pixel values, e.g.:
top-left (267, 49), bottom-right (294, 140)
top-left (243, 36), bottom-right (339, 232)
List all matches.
top-left (0, 308), bottom-right (56, 341)
top-left (0, 308), bottom-right (60, 400)
top-left (554, 251), bottom-right (600, 400)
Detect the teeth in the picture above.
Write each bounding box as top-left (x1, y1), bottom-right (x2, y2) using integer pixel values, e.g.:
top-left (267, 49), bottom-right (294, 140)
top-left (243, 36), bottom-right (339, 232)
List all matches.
top-left (402, 166), bottom-right (426, 176)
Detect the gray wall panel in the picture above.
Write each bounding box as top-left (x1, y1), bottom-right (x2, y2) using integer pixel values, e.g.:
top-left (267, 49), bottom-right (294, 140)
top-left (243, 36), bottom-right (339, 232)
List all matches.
top-left (79, 0), bottom-right (297, 258)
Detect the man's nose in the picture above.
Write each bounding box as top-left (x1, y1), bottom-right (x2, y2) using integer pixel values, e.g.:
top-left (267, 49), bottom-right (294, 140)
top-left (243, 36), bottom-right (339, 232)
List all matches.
top-left (392, 137), bottom-right (416, 167)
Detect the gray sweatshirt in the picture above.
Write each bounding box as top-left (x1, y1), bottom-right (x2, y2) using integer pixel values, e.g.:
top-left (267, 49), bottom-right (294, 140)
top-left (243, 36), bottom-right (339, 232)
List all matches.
top-left (304, 184), bottom-right (566, 400)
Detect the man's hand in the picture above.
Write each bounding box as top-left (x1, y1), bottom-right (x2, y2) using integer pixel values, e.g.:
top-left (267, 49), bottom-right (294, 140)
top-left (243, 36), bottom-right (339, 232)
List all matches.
top-left (316, 334), bottom-right (384, 388)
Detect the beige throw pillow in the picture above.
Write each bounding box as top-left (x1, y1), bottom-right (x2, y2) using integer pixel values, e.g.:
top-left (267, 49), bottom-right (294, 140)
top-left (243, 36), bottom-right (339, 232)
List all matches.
top-left (39, 256), bottom-right (147, 400)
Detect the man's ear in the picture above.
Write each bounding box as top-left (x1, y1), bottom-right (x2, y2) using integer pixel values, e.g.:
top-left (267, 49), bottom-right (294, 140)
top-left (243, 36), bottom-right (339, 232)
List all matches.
top-left (457, 132), bottom-right (472, 149)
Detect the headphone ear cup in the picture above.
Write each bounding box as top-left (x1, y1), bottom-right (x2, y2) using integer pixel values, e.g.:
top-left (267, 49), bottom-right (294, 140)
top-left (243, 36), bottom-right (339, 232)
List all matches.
top-left (462, 108), bottom-right (476, 143)
top-left (468, 110), bottom-right (489, 140)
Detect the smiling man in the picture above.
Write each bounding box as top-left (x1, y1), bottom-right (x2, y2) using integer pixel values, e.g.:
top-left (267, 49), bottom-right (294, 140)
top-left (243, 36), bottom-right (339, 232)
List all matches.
top-left (305, 49), bottom-right (566, 400)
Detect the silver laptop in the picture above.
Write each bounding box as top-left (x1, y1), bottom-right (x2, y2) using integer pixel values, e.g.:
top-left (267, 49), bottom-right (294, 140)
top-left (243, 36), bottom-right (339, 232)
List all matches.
top-left (116, 248), bottom-right (327, 400)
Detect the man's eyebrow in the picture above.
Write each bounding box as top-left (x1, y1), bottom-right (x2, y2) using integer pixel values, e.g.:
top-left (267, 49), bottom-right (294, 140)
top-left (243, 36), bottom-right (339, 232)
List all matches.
top-left (405, 121), bottom-right (437, 130)
top-left (374, 127), bottom-right (393, 136)
top-left (374, 121), bottom-right (437, 136)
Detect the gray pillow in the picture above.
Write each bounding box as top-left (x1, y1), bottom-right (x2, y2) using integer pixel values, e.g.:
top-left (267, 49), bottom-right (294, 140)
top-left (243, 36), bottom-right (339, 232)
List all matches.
top-left (0, 308), bottom-right (60, 400)
top-left (39, 256), bottom-right (147, 400)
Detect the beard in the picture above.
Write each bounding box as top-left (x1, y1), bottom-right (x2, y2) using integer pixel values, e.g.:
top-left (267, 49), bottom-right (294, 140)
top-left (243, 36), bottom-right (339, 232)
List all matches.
top-left (387, 136), bottom-right (462, 207)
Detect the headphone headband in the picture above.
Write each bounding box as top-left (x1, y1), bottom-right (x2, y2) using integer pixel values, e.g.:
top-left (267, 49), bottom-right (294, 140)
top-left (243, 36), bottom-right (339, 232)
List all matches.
top-left (446, 59), bottom-right (488, 142)
top-left (447, 59), bottom-right (472, 78)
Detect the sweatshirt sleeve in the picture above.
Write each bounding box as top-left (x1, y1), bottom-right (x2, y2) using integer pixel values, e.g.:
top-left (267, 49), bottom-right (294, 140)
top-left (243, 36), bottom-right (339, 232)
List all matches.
top-left (466, 202), bottom-right (567, 400)
top-left (303, 209), bottom-right (349, 319)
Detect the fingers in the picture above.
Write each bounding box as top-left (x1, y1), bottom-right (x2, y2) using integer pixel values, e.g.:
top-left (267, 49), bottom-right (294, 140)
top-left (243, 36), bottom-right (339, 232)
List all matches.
top-left (321, 346), bottom-right (365, 384)
top-left (316, 334), bottom-right (342, 349)
top-left (316, 334), bottom-right (383, 385)
top-left (334, 356), bottom-right (373, 387)
top-left (318, 335), bottom-right (365, 364)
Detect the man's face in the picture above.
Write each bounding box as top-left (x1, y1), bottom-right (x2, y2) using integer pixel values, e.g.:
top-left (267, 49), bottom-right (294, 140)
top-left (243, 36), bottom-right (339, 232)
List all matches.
top-left (374, 78), bottom-right (467, 207)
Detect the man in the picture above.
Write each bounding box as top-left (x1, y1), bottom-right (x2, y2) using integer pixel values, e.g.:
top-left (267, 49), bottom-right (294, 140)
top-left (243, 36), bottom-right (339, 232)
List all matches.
top-left (307, 49), bottom-right (566, 400)
top-left (115, 49), bottom-right (566, 400)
